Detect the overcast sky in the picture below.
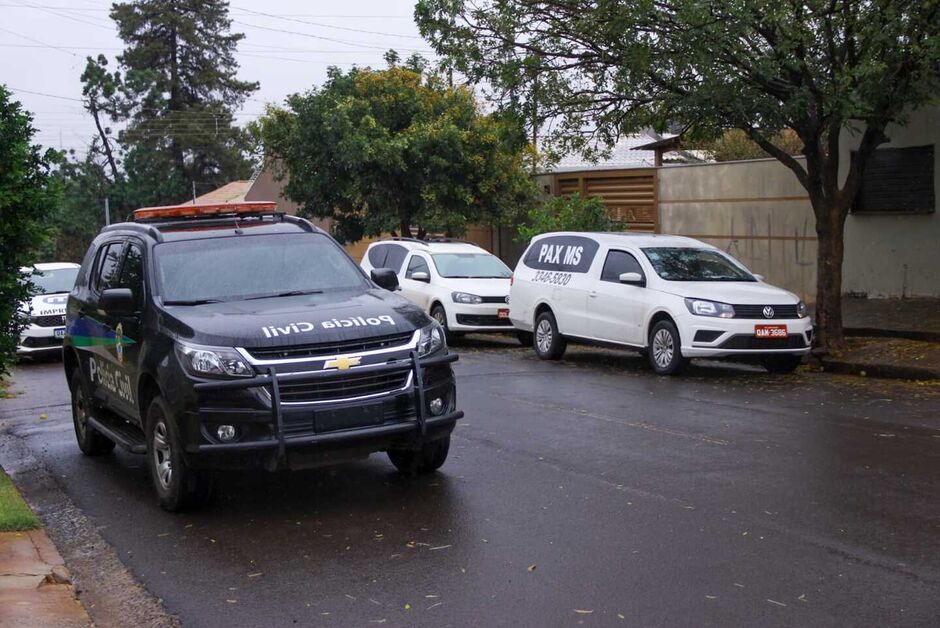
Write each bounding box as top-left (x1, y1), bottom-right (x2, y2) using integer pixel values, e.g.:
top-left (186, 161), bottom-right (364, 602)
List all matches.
top-left (0, 0), bottom-right (433, 156)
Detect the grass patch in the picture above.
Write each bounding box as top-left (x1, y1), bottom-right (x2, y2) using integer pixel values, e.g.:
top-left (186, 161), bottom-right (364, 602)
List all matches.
top-left (0, 468), bottom-right (39, 532)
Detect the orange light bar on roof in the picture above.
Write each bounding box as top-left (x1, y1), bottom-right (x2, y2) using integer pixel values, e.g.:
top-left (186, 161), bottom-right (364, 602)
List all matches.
top-left (133, 201), bottom-right (278, 221)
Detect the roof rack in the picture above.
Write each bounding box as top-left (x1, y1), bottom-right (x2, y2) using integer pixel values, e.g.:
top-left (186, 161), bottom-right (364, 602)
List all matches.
top-left (425, 237), bottom-right (476, 245)
top-left (389, 237), bottom-right (428, 245)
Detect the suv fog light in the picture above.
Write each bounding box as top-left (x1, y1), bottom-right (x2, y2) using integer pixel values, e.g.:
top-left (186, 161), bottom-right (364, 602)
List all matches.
top-left (217, 425), bottom-right (237, 442)
top-left (428, 397), bottom-right (444, 416)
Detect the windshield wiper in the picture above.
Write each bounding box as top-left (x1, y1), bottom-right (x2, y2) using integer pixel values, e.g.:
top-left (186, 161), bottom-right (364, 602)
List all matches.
top-left (243, 289), bottom-right (324, 301)
top-left (163, 298), bottom-right (225, 306)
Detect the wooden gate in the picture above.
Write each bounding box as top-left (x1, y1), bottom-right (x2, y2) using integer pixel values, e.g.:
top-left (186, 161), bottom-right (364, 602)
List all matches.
top-left (554, 168), bottom-right (659, 232)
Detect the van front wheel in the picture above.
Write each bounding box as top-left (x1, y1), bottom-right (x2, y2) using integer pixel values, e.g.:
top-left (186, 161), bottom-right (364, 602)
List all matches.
top-left (648, 320), bottom-right (689, 375)
top-left (534, 311), bottom-right (566, 360)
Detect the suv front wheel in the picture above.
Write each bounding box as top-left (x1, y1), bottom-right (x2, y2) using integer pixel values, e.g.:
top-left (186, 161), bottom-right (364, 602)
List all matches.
top-left (388, 435), bottom-right (450, 475)
top-left (146, 395), bottom-right (211, 512)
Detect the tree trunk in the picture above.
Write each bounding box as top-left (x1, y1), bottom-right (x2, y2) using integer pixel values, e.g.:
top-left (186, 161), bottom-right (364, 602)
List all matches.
top-left (400, 219), bottom-right (412, 238)
top-left (812, 198), bottom-right (848, 352)
top-left (88, 101), bottom-right (119, 182)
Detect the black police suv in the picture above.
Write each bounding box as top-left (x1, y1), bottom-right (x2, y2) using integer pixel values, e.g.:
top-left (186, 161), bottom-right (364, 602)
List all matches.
top-left (63, 202), bottom-right (462, 511)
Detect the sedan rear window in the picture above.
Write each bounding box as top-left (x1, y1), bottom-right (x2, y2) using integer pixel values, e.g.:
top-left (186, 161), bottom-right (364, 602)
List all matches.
top-left (642, 247), bottom-right (755, 282)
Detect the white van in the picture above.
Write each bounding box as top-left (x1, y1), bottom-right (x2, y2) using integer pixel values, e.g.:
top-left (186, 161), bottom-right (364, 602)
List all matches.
top-left (361, 238), bottom-right (519, 341)
top-left (509, 232), bottom-right (813, 375)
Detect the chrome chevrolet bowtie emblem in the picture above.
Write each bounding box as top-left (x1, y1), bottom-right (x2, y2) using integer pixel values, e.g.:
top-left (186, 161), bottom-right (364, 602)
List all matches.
top-left (763, 306), bottom-right (775, 319)
top-left (323, 355), bottom-right (362, 370)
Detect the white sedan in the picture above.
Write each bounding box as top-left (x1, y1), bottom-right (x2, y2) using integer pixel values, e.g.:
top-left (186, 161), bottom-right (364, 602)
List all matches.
top-left (17, 262), bottom-right (80, 356)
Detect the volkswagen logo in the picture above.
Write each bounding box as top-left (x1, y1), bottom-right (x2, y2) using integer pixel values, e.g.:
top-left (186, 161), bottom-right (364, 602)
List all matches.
top-left (504, 296), bottom-right (510, 304)
top-left (762, 306), bottom-right (775, 319)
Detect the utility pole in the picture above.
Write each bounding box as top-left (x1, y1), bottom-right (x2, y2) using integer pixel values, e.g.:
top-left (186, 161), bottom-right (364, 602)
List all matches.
top-left (104, 198), bottom-right (111, 225)
top-left (192, 181), bottom-right (197, 203)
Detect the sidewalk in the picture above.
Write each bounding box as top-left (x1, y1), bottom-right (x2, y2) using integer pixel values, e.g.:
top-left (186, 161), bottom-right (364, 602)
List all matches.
top-left (819, 297), bottom-right (940, 380)
top-left (0, 465), bottom-right (90, 628)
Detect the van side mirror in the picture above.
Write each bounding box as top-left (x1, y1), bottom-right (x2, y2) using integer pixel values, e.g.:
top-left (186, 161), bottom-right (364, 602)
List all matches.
top-left (100, 288), bottom-right (137, 316)
top-left (410, 271), bottom-right (430, 283)
top-left (619, 272), bottom-right (645, 286)
top-left (371, 268), bottom-right (400, 291)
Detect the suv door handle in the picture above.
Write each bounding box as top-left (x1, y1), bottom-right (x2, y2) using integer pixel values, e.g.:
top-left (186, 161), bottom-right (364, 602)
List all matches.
top-left (588, 290), bottom-right (597, 298)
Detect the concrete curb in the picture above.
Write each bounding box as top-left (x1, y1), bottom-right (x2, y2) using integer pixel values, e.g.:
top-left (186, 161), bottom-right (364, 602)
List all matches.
top-left (819, 358), bottom-right (940, 381)
top-left (844, 327), bottom-right (940, 344)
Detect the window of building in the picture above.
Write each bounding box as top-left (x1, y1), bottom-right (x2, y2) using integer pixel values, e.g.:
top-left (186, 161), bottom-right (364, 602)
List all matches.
top-left (853, 145), bottom-right (935, 214)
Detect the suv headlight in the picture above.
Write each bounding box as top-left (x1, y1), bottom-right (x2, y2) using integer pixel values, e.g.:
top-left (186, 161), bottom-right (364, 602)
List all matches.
top-left (797, 300), bottom-right (809, 318)
top-left (417, 323), bottom-right (446, 357)
top-left (684, 298), bottom-right (735, 318)
top-left (451, 291), bottom-right (482, 305)
top-left (175, 341), bottom-right (254, 378)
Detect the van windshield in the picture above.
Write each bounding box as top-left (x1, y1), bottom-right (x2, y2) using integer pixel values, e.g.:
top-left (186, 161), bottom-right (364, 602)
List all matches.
top-left (155, 234), bottom-right (370, 304)
top-left (642, 247), bottom-right (755, 282)
top-left (431, 253), bottom-right (511, 278)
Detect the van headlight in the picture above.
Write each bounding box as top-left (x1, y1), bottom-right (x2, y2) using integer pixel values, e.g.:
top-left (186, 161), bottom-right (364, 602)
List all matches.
top-left (176, 341), bottom-right (253, 378)
top-left (796, 301), bottom-right (808, 318)
top-left (684, 298), bottom-right (735, 318)
top-left (417, 323), bottom-right (445, 357)
top-left (451, 291), bottom-right (482, 304)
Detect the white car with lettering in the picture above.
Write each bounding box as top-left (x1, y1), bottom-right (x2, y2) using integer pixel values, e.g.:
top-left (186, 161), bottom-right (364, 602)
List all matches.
top-left (509, 232), bottom-right (813, 375)
top-left (18, 262), bottom-right (80, 356)
top-left (361, 239), bottom-right (519, 341)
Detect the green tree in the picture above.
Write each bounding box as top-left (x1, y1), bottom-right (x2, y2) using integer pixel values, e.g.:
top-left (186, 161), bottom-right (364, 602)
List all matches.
top-left (701, 130), bottom-right (804, 163)
top-left (416, 0), bottom-right (940, 351)
top-left (260, 61), bottom-right (536, 241)
top-left (516, 194), bottom-right (619, 242)
top-left (0, 86), bottom-right (60, 375)
top-left (81, 0), bottom-right (258, 207)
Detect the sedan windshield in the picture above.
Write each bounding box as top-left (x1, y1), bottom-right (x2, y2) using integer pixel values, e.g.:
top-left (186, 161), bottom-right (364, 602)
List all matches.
top-left (29, 267), bottom-right (79, 294)
top-left (155, 233), bottom-right (369, 303)
top-left (642, 247), bottom-right (755, 282)
top-left (431, 253), bottom-right (511, 279)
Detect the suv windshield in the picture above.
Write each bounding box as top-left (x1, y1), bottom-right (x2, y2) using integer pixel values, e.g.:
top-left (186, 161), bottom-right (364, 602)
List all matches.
top-left (431, 253), bottom-right (511, 279)
top-left (642, 247), bottom-right (755, 282)
top-left (29, 267), bottom-right (79, 294)
top-left (155, 233), bottom-right (370, 303)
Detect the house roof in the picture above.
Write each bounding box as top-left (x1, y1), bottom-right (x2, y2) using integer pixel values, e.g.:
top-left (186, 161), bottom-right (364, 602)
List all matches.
top-left (547, 135), bottom-right (660, 173)
top-left (184, 180), bottom-right (252, 205)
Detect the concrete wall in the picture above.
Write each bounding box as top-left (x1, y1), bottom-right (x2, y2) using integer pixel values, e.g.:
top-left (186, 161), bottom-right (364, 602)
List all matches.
top-left (840, 107), bottom-right (940, 298)
top-left (658, 159), bottom-right (818, 302)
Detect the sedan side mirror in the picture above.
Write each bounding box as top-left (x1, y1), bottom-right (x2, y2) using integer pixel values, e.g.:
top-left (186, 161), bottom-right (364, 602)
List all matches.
top-left (619, 272), bottom-right (645, 286)
top-left (100, 288), bottom-right (137, 316)
top-left (371, 268), bottom-right (400, 291)
top-left (410, 271), bottom-right (430, 283)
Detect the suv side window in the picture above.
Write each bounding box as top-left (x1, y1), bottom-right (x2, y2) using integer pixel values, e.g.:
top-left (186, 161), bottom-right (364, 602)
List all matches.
top-left (119, 243), bottom-right (145, 307)
top-left (367, 244), bottom-right (388, 268)
top-left (367, 243), bottom-right (409, 273)
top-left (601, 250), bottom-right (645, 283)
top-left (405, 254), bottom-right (430, 279)
top-left (94, 242), bottom-right (125, 292)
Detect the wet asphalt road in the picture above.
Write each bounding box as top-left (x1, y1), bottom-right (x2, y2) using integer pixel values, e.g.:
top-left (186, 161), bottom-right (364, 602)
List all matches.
top-left (2, 340), bottom-right (939, 627)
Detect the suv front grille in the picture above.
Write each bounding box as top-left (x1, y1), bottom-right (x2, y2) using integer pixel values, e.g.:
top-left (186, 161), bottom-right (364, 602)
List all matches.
top-left (247, 331), bottom-right (414, 361)
top-left (278, 370), bottom-right (411, 404)
top-left (732, 304), bottom-right (799, 319)
top-left (32, 314), bottom-right (66, 327)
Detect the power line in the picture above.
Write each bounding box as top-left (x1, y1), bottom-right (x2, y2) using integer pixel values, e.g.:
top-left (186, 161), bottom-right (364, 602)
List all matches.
top-left (0, 24), bottom-right (78, 57)
top-left (11, 0), bottom-right (114, 30)
top-left (6, 86), bottom-right (84, 102)
top-left (233, 7), bottom-right (423, 40)
top-left (232, 19), bottom-right (432, 53)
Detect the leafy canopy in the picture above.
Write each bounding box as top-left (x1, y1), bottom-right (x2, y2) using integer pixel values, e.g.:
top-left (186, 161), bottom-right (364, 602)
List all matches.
top-left (0, 86), bottom-right (60, 375)
top-left (516, 194), bottom-right (619, 242)
top-left (260, 61), bottom-right (536, 241)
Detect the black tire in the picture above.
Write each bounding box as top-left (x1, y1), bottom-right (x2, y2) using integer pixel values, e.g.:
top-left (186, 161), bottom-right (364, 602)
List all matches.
top-left (145, 395), bottom-right (211, 512)
top-left (430, 304), bottom-right (455, 344)
top-left (647, 320), bottom-right (690, 375)
top-left (533, 311), bottom-right (567, 360)
top-left (516, 330), bottom-right (533, 346)
top-left (388, 435), bottom-right (450, 475)
top-left (70, 368), bottom-right (115, 456)
top-left (762, 354), bottom-right (803, 374)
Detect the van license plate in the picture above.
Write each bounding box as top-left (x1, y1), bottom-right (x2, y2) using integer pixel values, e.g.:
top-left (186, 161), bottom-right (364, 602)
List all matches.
top-left (497, 308), bottom-right (510, 319)
top-left (314, 402), bottom-right (384, 432)
top-left (54, 328), bottom-right (66, 338)
top-left (755, 324), bottom-right (787, 339)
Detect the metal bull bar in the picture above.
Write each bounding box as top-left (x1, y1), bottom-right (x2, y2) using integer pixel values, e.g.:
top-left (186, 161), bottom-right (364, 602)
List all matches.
top-left (192, 351), bottom-right (461, 456)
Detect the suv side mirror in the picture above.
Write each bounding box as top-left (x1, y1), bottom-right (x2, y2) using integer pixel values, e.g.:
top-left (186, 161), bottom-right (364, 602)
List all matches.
top-left (619, 272), bottom-right (645, 286)
top-left (371, 268), bottom-right (400, 292)
top-left (100, 288), bottom-right (137, 316)
top-left (410, 271), bottom-right (430, 283)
